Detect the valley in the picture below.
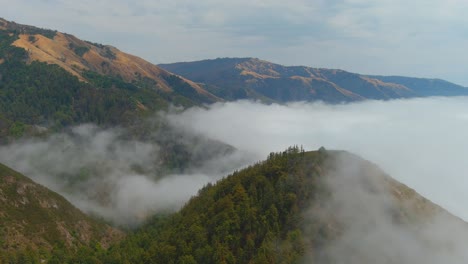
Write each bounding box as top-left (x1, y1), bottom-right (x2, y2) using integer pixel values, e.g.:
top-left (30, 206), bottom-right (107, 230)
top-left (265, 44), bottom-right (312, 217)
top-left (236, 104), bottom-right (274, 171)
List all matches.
top-left (1, 16), bottom-right (468, 264)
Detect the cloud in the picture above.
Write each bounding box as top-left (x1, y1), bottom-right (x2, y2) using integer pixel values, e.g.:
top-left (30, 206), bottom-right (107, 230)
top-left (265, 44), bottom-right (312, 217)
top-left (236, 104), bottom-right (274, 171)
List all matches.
top-left (305, 152), bottom-right (468, 263)
top-left (2, 0), bottom-right (468, 84)
top-left (168, 97), bottom-right (468, 221)
top-left (0, 123), bottom-right (254, 226)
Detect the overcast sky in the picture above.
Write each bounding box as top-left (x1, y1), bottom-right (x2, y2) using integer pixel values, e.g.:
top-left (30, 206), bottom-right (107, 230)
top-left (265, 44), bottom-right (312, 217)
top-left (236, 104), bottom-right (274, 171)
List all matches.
top-left (2, 0), bottom-right (468, 85)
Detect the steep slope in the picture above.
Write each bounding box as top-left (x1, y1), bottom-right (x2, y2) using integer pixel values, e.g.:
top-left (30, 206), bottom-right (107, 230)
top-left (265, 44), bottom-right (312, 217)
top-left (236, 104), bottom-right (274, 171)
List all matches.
top-left (160, 58), bottom-right (364, 102)
top-left (1, 18), bottom-right (219, 102)
top-left (160, 58), bottom-right (468, 102)
top-left (98, 147), bottom-right (465, 263)
top-left (0, 162), bottom-right (123, 262)
top-left (0, 18), bottom-right (222, 141)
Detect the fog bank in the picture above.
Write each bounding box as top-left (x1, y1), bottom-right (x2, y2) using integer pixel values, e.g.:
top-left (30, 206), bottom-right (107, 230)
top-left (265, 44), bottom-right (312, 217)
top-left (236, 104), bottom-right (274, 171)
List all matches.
top-left (3, 97), bottom-right (468, 227)
top-left (0, 124), bottom-right (253, 226)
top-left (168, 97), bottom-right (468, 220)
top-left (306, 152), bottom-right (468, 264)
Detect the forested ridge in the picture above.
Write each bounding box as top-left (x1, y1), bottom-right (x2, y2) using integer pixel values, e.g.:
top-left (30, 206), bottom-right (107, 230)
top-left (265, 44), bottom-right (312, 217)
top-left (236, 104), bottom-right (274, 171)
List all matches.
top-left (0, 25), bottom-right (213, 142)
top-left (101, 146), bottom-right (328, 264)
top-left (1, 146), bottom-right (330, 264)
top-left (0, 144), bottom-right (461, 263)
top-left (1, 18), bottom-right (464, 264)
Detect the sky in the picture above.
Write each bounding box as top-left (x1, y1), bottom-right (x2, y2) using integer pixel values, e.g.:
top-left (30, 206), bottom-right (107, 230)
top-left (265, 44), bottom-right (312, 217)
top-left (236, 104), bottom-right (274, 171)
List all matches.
top-left (2, 0), bottom-right (468, 86)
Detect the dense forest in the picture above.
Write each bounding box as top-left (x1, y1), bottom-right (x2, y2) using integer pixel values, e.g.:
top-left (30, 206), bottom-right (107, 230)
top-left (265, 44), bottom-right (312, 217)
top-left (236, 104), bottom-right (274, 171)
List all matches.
top-left (1, 146), bottom-right (333, 264)
top-left (99, 146), bottom-right (330, 264)
top-left (0, 146), bottom-right (459, 263)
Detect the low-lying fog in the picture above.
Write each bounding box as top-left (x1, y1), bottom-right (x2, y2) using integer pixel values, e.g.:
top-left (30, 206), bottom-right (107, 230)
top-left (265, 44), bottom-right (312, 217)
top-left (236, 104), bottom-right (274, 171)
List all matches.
top-left (169, 97), bottom-right (468, 263)
top-left (169, 97), bottom-right (468, 221)
top-left (2, 96), bottom-right (468, 229)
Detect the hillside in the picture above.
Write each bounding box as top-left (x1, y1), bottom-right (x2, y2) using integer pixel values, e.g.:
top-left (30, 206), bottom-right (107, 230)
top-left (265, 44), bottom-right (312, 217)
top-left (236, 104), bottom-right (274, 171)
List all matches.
top-left (369, 75), bottom-right (468, 96)
top-left (1, 146), bottom-right (465, 263)
top-left (160, 58), bottom-right (468, 103)
top-left (0, 18), bottom-right (221, 140)
top-left (0, 162), bottom-right (123, 263)
top-left (1, 18), bottom-right (219, 101)
top-left (96, 147), bottom-right (465, 263)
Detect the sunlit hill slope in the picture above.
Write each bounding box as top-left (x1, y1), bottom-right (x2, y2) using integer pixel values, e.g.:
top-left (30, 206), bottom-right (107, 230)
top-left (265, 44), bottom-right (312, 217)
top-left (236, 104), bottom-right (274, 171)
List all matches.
top-left (160, 57), bottom-right (468, 103)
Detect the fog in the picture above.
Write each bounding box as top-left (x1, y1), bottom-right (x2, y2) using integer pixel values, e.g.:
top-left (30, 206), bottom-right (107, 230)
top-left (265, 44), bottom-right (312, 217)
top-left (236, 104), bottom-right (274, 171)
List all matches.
top-left (168, 97), bottom-right (468, 221)
top-left (167, 97), bottom-right (468, 262)
top-left (3, 97), bottom-right (468, 231)
top-left (302, 152), bottom-right (468, 263)
top-left (0, 123), bottom-right (253, 226)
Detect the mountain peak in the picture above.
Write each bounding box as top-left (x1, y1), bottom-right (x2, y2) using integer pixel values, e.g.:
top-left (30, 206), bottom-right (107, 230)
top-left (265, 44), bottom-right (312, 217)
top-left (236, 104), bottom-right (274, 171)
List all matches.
top-left (0, 18), bottom-right (221, 107)
top-left (160, 57), bottom-right (468, 102)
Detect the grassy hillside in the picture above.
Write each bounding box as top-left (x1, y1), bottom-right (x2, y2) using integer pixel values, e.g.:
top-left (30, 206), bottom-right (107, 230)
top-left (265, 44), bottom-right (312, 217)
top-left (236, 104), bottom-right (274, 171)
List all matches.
top-left (0, 18), bottom-right (221, 141)
top-left (160, 58), bottom-right (468, 102)
top-left (0, 162), bottom-right (123, 263)
top-left (369, 75), bottom-right (468, 96)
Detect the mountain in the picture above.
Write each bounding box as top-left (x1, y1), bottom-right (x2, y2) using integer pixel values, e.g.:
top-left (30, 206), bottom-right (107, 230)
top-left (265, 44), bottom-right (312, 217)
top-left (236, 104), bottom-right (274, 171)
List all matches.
top-left (96, 147), bottom-right (466, 263)
top-left (0, 18), bottom-right (219, 102)
top-left (0, 162), bottom-right (123, 263)
top-left (1, 16), bottom-right (466, 138)
top-left (2, 145), bottom-right (465, 263)
top-left (369, 75), bottom-right (468, 97)
top-left (0, 18), bottom-right (222, 140)
top-left (160, 58), bottom-right (468, 103)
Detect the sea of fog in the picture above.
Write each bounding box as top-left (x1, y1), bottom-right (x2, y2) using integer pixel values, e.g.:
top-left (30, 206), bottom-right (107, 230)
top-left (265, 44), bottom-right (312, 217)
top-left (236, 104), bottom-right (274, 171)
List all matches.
top-left (2, 96), bottom-right (468, 227)
top-left (169, 97), bottom-right (468, 221)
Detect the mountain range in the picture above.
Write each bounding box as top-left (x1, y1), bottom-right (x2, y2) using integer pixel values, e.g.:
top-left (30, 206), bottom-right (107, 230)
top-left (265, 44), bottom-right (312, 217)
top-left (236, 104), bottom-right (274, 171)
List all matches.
top-left (1, 17), bottom-right (467, 263)
top-left (160, 57), bottom-right (468, 103)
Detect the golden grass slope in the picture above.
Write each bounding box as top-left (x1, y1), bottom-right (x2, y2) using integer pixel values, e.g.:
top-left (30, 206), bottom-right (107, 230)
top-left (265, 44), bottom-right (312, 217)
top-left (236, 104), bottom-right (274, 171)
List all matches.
top-left (11, 29), bottom-right (221, 101)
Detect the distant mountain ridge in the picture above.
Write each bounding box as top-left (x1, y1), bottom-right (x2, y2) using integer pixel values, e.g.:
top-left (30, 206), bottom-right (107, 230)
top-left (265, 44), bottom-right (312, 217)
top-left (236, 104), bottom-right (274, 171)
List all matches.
top-left (160, 58), bottom-right (468, 103)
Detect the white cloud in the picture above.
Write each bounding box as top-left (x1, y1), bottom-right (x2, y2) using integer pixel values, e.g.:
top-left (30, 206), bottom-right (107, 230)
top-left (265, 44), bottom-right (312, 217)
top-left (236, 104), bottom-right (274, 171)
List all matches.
top-left (0, 123), bottom-right (254, 226)
top-left (168, 97), bottom-right (468, 221)
top-left (1, 1), bottom-right (467, 82)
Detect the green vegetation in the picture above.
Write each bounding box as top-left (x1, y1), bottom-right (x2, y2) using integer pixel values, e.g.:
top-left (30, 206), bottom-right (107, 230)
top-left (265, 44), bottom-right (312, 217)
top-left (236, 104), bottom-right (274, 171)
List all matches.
top-left (0, 162), bottom-right (122, 264)
top-left (0, 28), bottom-right (210, 141)
top-left (2, 19), bottom-right (57, 39)
top-left (98, 146), bottom-right (331, 264)
top-left (69, 43), bottom-right (90, 57)
top-left (163, 75), bottom-right (213, 104)
top-left (27, 35), bottom-right (36, 43)
top-left (160, 57), bottom-right (468, 103)
top-left (0, 146), bottom-right (329, 264)
top-left (102, 46), bottom-right (116, 60)
top-left (0, 145), bottom-right (454, 263)
top-left (0, 146), bottom-right (328, 264)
